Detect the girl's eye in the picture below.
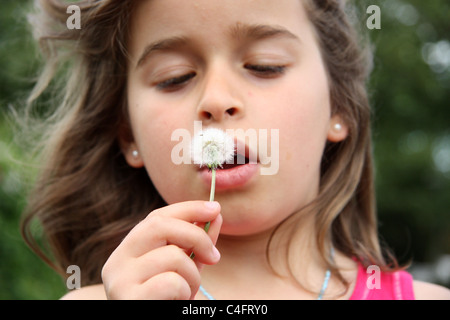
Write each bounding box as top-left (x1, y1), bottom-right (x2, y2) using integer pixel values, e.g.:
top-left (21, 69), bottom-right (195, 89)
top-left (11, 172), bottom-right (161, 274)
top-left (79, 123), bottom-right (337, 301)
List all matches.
top-left (244, 64), bottom-right (286, 78)
top-left (155, 72), bottom-right (196, 91)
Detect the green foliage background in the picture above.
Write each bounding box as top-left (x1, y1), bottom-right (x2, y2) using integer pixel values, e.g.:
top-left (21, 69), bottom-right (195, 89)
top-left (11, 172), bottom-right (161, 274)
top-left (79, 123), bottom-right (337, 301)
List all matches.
top-left (0, 0), bottom-right (449, 299)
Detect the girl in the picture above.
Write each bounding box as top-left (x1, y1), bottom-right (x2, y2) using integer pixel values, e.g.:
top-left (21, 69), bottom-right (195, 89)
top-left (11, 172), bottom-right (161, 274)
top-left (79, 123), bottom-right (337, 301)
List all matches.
top-left (21, 0), bottom-right (449, 300)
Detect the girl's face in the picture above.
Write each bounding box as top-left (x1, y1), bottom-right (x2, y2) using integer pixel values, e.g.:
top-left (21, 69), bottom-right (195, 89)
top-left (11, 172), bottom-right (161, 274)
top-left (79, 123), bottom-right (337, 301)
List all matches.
top-left (123, 0), bottom-right (347, 236)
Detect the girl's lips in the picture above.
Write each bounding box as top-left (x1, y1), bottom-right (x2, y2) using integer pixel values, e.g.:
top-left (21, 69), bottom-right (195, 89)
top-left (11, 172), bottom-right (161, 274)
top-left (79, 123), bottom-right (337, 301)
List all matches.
top-left (199, 163), bottom-right (259, 191)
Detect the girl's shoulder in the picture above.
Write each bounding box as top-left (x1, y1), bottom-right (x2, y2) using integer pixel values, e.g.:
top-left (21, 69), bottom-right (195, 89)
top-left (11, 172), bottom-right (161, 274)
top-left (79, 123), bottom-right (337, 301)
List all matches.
top-left (413, 281), bottom-right (450, 300)
top-left (60, 284), bottom-right (107, 300)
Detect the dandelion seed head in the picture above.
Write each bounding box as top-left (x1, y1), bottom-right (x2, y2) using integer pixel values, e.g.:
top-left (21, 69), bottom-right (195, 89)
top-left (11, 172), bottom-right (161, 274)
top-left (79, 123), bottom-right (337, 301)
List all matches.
top-left (191, 128), bottom-right (235, 169)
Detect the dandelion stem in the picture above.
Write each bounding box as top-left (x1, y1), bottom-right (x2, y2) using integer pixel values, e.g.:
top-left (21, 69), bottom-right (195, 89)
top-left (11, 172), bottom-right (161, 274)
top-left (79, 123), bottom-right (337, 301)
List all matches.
top-left (204, 168), bottom-right (216, 233)
top-left (209, 168), bottom-right (216, 202)
top-left (190, 168), bottom-right (216, 259)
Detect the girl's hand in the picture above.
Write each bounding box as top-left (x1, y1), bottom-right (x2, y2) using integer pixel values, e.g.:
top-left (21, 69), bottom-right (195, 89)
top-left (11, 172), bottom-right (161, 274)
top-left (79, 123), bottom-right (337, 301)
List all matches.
top-left (101, 201), bottom-right (222, 300)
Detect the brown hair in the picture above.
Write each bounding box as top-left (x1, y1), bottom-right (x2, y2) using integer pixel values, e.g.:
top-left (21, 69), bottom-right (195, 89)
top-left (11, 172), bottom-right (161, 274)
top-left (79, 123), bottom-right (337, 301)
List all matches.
top-left (21, 0), bottom-right (165, 285)
top-left (21, 0), bottom-right (399, 292)
top-left (267, 0), bottom-right (399, 294)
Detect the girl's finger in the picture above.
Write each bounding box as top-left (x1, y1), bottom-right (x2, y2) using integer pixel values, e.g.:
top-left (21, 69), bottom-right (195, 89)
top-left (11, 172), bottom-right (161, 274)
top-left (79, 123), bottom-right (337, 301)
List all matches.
top-left (194, 212), bottom-right (222, 272)
top-left (134, 245), bottom-right (201, 299)
top-left (146, 200), bottom-right (221, 223)
top-left (122, 210), bottom-right (221, 264)
top-left (136, 272), bottom-right (192, 300)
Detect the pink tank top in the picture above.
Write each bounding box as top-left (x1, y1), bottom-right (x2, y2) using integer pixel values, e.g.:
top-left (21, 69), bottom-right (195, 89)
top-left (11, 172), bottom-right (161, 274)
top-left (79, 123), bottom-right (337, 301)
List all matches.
top-left (349, 262), bottom-right (415, 300)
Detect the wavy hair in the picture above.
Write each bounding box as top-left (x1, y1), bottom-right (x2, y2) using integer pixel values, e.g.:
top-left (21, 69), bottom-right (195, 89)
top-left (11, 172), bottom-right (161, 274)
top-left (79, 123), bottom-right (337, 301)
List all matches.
top-left (267, 0), bottom-right (400, 295)
top-left (21, 0), bottom-right (165, 285)
top-left (21, 0), bottom-right (399, 292)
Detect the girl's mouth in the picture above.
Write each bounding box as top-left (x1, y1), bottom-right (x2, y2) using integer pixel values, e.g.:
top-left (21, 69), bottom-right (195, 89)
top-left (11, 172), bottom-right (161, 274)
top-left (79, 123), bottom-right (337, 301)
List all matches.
top-left (198, 139), bottom-right (259, 191)
top-left (199, 162), bottom-right (259, 191)
top-left (220, 153), bottom-right (250, 169)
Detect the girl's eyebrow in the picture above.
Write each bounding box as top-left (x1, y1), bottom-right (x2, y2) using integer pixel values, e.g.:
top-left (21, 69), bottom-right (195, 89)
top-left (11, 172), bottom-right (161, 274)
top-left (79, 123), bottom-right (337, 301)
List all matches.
top-left (229, 23), bottom-right (300, 43)
top-left (136, 36), bottom-right (188, 69)
top-left (135, 24), bottom-right (300, 69)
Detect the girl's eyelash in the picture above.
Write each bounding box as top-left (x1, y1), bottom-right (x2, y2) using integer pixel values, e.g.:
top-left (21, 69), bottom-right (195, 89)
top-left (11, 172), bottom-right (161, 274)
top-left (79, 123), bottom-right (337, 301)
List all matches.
top-left (244, 64), bottom-right (286, 77)
top-left (156, 72), bottom-right (196, 90)
top-left (155, 64), bottom-right (285, 91)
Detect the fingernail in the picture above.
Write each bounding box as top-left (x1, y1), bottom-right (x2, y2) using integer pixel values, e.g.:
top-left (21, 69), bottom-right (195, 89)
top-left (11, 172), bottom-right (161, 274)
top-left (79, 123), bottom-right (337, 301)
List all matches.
top-left (204, 201), bottom-right (219, 211)
top-left (211, 246), bottom-right (221, 261)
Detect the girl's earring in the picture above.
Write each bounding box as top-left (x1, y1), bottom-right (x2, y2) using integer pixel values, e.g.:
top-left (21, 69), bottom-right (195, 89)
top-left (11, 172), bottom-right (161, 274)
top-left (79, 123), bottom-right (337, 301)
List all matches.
top-left (328, 118), bottom-right (347, 143)
top-left (125, 149), bottom-right (144, 168)
top-left (334, 123), bottom-right (343, 131)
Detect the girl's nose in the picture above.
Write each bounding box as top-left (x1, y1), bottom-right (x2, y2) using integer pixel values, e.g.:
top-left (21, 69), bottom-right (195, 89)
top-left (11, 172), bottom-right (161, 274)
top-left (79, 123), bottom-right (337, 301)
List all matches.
top-left (196, 65), bottom-right (244, 122)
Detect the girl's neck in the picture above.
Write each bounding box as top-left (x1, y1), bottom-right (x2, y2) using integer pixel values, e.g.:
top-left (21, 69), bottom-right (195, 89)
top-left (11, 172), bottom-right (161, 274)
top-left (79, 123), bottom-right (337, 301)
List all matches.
top-left (199, 213), bottom-right (340, 299)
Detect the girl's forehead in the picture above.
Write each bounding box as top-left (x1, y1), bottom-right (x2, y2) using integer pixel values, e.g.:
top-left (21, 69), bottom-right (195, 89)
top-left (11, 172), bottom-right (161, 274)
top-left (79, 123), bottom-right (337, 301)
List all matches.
top-left (130, 0), bottom-right (307, 23)
top-left (128, 0), bottom-right (311, 59)
top-left (130, 1), bottom-right (308, 39)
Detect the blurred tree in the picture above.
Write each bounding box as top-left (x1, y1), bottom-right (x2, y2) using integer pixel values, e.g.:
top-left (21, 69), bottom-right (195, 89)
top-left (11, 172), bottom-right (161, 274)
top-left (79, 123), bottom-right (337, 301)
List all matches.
top-left (0, 0), bottom-right (66, 299)
top-left (0, 0), bottom-right (38, 111)
top-left (366, 0), bottom-right (450, 274)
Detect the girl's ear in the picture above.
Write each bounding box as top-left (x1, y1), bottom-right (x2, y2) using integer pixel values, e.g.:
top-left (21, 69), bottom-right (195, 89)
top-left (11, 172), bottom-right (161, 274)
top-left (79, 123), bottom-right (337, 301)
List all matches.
top-left (327, 115), bottom-right (349, 143)
top-left (118, 123), bottom-right (144, 168)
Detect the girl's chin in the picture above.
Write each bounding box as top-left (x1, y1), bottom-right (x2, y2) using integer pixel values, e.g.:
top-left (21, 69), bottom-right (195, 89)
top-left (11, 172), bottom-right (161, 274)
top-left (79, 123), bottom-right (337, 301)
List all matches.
top-left (216, 212), bottom-right (282, 237)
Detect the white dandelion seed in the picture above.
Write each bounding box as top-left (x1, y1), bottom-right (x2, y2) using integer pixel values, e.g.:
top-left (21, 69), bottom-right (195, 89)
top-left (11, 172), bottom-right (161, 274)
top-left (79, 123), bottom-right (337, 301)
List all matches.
top-left (189, 128), bottom-right (234, 252)
top-left (191, 128), bottom-right (235, 170)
